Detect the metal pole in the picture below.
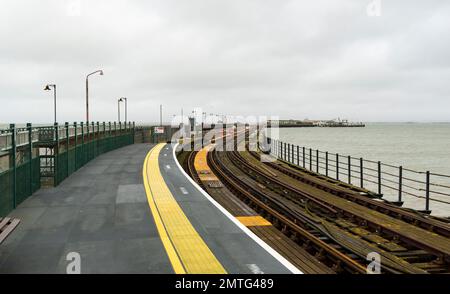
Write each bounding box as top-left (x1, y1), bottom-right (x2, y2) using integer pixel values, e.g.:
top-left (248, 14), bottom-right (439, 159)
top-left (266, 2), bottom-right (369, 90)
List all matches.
top-left (336, 153), bottom-right (339, 180)
top-left (348, 156), bottom-right (351, 184)
top-left (378, 161), bottom-right (382, 195)
top-left (118, 99), bottom-right (121, 122)
top-left (125, 98), bottom-right (128, 122)
top-left (425, 171), bottom-right (430, 211)
top-left (27, 123), bottom-right (32, 195)
top-left (54, 85), bottom-right (57, 124)
top-left (54, 122), bottom-right (59, 186)
top-left (326, 152), bottom-right (329, 177)
top-left (80, 122), bottom-right (84, 167)
top-left (86, 77), bottom-right (89, 122)
top-left (398, 166), bottom-right (403, 202)
top-left (309, 148), bottom-right (312, 171)
top-left (160, 104), bottom-right (163, 126)
top-left (65, 122), bottom-right (69, 178)
top-left (360, 158), bottom-right (364, 188)
top-left (74, 122), bottom-right (77, 170)
top-left (10, 124), bottom-right (16, 208)
top-left (289, 143), bottom-right (291, 162)
top-left (303, 147), bottom-right (305, 168)
top-left (316, 149), bottom-right (319, 173)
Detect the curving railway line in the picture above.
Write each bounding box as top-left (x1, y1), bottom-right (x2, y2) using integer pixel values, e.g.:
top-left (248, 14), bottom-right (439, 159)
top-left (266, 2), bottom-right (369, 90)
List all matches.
top-left (181, 135), bottom-right (450, 274)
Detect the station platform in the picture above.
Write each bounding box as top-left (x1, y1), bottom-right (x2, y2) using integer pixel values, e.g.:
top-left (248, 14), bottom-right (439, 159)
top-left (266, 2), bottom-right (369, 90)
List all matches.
top-left (0, 143), bottom-right (296, 274)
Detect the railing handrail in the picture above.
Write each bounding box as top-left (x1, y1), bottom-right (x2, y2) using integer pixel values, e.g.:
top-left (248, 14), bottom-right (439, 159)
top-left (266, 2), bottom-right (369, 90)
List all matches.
top-left (268, 137), bottom-right (450, 214)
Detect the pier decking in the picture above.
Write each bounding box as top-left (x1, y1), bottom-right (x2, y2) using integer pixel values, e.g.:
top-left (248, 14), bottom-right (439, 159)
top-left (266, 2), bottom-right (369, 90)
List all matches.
top-left (0, 143), bottom-right (294, 274)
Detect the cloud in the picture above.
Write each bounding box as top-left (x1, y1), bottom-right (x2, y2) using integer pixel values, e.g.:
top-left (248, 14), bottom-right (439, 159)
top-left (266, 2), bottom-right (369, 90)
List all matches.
top-left (0, 0), bottom-right (449, 124)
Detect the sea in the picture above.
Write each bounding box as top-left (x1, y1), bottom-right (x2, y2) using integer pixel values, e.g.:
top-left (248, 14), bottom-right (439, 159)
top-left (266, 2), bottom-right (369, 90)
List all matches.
top-left (274, 123), bottom-right (450, 217)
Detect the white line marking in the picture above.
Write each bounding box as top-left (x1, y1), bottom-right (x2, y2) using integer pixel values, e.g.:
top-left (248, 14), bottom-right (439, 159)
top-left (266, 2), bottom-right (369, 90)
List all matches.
top-left (180, 187), bottom-right (189, 195)
top-left (165, 165), bottom-right (171, 170)
top-left (247, 264), bottom-right (264, 274)
top-left (164, 154), bottom-right (167, 157)
top-left (171, 143), bottom-right (302, 274)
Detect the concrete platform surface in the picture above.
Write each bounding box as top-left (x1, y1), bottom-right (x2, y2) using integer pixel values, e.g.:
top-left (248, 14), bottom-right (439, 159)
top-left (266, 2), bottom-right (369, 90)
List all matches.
top-left (0, 143), bottom-right (296, 274)
top-left (0, 143), bottom-right (173, 274)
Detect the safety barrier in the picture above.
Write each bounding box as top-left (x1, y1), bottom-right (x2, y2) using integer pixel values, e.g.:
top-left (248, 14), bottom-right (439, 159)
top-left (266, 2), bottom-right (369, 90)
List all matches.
top-left (0, 121), bottom-right (135, 216)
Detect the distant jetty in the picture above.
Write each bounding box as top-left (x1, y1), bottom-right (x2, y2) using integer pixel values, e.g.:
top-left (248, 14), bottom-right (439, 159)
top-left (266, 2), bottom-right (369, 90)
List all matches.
top-left (267, 119), bottom-right (365, 128)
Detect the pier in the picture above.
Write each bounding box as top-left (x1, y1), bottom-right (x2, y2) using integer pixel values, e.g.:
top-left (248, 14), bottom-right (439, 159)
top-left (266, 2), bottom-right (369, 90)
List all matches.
top-left (0, 123), bottom-right (449, 274)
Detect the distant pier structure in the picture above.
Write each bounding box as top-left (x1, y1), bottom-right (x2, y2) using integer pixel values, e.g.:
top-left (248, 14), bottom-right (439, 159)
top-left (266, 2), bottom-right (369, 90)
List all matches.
top-left (267, 119), bottom-right (365, 128)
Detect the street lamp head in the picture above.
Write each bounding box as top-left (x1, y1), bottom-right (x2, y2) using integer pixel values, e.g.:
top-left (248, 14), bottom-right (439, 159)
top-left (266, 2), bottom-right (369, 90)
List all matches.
top-left (44, 84), bottom-right (55, 91)
top-left (99, 70), bottom-right (104, 75)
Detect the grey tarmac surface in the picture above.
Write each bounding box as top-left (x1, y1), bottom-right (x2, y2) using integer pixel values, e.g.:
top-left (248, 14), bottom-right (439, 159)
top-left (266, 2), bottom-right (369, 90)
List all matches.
top-left (0, 143), bottom-right (173, 274)
top-left (0, 143), bottom-right (293, 274)
top-left (160, 144), bottom-right (292, 274)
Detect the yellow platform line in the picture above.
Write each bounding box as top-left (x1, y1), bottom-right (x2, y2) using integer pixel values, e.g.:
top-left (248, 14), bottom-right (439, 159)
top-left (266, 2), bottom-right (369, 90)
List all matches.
top-left (236, 216), bottom-right (272, 227)
top-left (143, 143), bottom-right (227, 274)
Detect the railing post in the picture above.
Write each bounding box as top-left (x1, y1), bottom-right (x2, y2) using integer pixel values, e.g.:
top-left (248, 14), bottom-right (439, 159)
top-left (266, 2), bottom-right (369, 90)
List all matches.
top-left (316, 149), bottom-right (319, 173)
top-left (27, 123), bottom-right (33, 196)
top-left (309, 148), bottom-right (312, 171)
top-left (133, 121), bottom-right (136, 144)
top-left (80, 122), bottom-right (84, 166)
top-left (378, 161), bottom-right (382, 195)
top-left (74, 122), bottom-right (77, 170)
top-left (65, 122), bottom-right (69, 178)
top-left (292, 144), bottom-right (294, 164)
top-left (336, 153), bottom-right (339, 180)
top-left (325, 151), bottom-right (329, 177)
top-left (86, 121), bottom-right (90, 162)
top-left (92, 121), bottom-right (95, 157)
top-left (398, 166), bottom-right (403, 202)
top-left (109, 122), bottom-right (112, 151)
top-left (287, 143), bottom-right (290, 162)
top-left (348, 156), bottom-right (351, 184)
top-left (302, 147), bottom-right (305, 168)
top-left (360, 158), bottom-right (364, 188)
top-left (10, 124), bottom-right (17, 208)
top-left (54, 122), bottom-right (59, 186)
top-left (297, 145), bottom-right (300, 166)
top-left (284, 142), bottom-right (286, 160)
top-left (114, 122), bottom-right (117, 148)
top-left (119, 121), bottom-right (122, 147)
top-left (425, 171), bottom-right (430, 211)
top-left (96, 121), bottom-right (100, 157)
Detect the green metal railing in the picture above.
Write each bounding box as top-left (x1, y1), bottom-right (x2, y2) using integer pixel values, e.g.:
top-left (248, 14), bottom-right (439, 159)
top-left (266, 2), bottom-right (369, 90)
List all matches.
top-left (0, 121), bottom-right (135, 216)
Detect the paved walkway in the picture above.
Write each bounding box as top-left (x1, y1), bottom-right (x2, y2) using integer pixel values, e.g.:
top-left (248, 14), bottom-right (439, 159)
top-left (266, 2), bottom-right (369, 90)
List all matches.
top-left (0, 143), bottom-right (172, 273)
top-left (0, 143), bottom-right (294, 274)
top-left (149, 143), bottom-right (294, 274)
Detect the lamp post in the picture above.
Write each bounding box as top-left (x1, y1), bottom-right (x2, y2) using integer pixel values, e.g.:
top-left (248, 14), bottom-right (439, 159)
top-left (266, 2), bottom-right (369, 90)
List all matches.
top-left (86, 69), bottom-right (103, 122)
top-left (44, 84), bottom-right (57, 124)
top-left (118, 97), bottom-right (127, 122)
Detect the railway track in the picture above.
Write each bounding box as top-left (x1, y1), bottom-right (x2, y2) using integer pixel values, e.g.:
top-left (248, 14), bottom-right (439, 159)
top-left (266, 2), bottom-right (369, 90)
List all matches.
top-left (186, 148), bottom-right (336, 273)
top-left (248, 150), bottom-right (450, 237)
top-left (199, 143), bottom-right (450, 273)
top-left (231, 149), bottom-right (450, 264)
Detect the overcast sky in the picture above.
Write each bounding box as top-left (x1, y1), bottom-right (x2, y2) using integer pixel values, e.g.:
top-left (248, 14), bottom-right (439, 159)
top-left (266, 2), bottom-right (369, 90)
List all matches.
top-left (1, 0), bottom-right (449, 124)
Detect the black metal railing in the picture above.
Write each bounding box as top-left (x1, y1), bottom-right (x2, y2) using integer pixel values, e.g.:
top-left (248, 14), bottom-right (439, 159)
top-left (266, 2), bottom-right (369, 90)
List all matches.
top-left (269, 139), bottom-right (450, 215)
